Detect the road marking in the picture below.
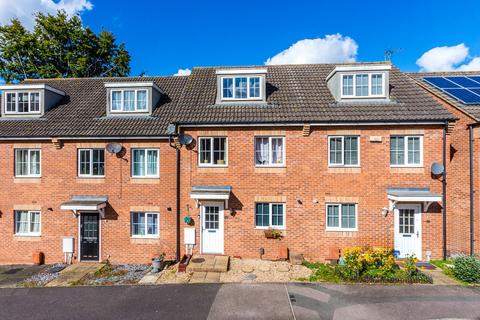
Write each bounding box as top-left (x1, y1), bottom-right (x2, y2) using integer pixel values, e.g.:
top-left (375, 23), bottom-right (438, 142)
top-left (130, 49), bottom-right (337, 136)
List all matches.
top-left (285, 284), bottom-right (296, 320)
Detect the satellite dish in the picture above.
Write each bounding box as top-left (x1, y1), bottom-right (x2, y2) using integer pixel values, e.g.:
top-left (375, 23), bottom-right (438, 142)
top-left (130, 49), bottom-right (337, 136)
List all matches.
top-left (106, 143), bottom-right (123, 154)
top-left (166, 124), bottom-right (176, 136)
top-left (178, 133), bottom-right (193, 146)
top-left (431, 162), bottom-right (445, 176)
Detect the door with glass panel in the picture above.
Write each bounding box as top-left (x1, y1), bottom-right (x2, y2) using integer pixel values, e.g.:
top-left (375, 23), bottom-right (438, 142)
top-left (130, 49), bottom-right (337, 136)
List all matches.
top-left (394, 205), bottom-right (422, 260)
top-left (201, 202), bottom-right (224, 254)
top-left (80, 212), bottom-right (100, 261)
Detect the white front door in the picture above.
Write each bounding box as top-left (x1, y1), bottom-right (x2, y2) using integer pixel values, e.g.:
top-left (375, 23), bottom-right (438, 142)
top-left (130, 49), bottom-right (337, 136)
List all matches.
top-left (201, 202), bottom-right (224, 254)
top-left (394, 205), bottom-right (422, 260)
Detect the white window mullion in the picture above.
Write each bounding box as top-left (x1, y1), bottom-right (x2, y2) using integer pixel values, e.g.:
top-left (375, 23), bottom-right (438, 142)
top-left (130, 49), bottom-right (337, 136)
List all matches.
top-left (340, 136), bottom-right (345, 165)
top-left (269, 137), bottom-right (273, 165)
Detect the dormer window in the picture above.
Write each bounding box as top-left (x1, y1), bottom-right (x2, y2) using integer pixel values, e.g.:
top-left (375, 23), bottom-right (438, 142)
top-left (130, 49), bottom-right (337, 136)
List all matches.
top-left (5, 92), bottom-right (40, 114)
top-left (111, 89), bottom-right (148, 112)
top-left (216, 69), bottom-right (267, 103)
top-left (341, 73), bottom-right (384, 98)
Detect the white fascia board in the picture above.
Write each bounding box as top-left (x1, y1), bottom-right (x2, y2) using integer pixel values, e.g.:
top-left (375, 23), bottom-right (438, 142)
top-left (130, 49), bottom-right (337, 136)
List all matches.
top-left (326, 64), bottom-right (392, 81)
top-left (216, 68), bottom-right (267, 75)
top-left (0, 84), bottom-right (65, 96)
top-left (104, 82), bottom-right (162, 92)
top-left (190, 193), bottom-right (230, 200)
top-left (387, 194), bottom-right (442, 202)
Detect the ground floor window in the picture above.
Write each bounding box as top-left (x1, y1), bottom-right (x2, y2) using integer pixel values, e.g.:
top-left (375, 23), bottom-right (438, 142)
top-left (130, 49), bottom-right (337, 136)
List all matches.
top-left (130, 212), bottom-right (159, 238)
top-left (15, 210), bottom-right (41, 236)
top-left (326, 203), bottom-right (357, 231)
top-left (255, 203), bottom-right (285, 229)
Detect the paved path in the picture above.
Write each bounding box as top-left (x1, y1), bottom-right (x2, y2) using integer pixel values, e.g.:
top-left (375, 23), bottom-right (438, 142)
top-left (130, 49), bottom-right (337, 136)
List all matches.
top-left (0, 283), bottom-right (479, 319)
top-left (46, 263), bottom-right (104, 287)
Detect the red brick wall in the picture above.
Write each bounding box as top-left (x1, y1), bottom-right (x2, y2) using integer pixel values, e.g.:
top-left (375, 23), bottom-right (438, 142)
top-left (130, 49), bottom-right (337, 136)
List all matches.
top-left (180, 125), bottom-right (445, 261)
top-left (0, 140), bottom-right (177, 264)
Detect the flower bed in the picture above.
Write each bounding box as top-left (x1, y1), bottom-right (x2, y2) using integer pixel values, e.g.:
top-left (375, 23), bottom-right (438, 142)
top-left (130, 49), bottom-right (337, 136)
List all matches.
top-left (79, 264), bottom-right (150, 285)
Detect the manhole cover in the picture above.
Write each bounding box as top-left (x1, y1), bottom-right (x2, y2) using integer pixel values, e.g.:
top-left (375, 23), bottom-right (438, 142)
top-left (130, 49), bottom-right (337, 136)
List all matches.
top-left (191, 258), bottom-right (205, 263)
top-left (3, 268), bottom-right (23, 275)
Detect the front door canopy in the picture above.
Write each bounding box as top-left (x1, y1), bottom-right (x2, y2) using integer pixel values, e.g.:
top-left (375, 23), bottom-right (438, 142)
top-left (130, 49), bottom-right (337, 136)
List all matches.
top-left (387, 188), bottom-right (441, 211)
top-left (190, 185), bottom-right (231, 208)
top-left (61, 196), bottom-right (108, 218)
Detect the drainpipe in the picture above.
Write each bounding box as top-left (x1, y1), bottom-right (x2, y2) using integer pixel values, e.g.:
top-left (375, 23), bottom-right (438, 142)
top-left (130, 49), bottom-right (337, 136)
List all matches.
top-left (443, 122), bottom-right (448, 260)
top-left (176, 146), bottom-right (181, 262)
top-left (470, 125), bottom-right (475, 256)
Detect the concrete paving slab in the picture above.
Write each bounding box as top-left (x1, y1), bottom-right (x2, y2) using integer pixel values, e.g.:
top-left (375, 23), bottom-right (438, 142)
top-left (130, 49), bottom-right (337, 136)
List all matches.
top-left (421, 268), bottom-right (460, 285)
top-left (46, 263), bottom-right (105, 287)
top-left (187, 255), bottom-right (229, 273)
top-left (138, 273), bottom-right (163, 285)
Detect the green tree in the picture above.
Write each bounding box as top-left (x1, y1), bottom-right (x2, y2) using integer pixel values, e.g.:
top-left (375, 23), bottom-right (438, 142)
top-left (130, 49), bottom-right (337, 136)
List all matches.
top-left (0, 11), bottom-right (130, 83)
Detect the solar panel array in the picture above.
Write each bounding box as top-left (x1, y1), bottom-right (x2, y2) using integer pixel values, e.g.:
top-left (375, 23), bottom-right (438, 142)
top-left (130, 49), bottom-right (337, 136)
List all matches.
top-left (423, 76), bottom-right (480, 105)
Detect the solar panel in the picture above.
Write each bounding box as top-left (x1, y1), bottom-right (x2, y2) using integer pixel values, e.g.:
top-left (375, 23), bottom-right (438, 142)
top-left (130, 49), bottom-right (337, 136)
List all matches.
top-left (423, 76), bottom-right (480, 104)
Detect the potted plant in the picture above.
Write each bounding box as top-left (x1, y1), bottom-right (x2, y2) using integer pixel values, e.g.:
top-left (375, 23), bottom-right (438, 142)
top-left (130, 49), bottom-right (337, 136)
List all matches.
top-left (217, 159), bottom-right (225, 165)
top-left (264, 229), bottom-right (282, 239)
top-left (152, 253), bottom-right (165, 273)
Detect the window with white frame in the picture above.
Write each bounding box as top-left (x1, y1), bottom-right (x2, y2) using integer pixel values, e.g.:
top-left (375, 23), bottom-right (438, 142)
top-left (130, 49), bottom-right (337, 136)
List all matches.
top-left (198, 137), bottom-right (227, 166)
top-left (221, 76), bottom-right (262, 100)
top-left (328, 136), bottom-right (359, 166)
top-left (326, 203), bottom-right (357, 231)
top-left (15, 149), bottom-right (41, 177)
top-left (254, 136), bottom-right (285, 166)
top-left (78, 149), bottom-right (105, 177)
top-left (111, 89), bottom-right (148, 112)
top-left (131, 149), bottom-right (159, 177)
top-left (341, 73), bottom-right (384, 98)
top-left (390, 136), bottom-right (422, 166)
top-left (255, 203), bottom-right (285, 229)
top-left (15, 210), bottom-right (41, 236)
top-left (5, 92), bottom-right (40, 113)
top-left (130, 212), bottom-right (159, 238)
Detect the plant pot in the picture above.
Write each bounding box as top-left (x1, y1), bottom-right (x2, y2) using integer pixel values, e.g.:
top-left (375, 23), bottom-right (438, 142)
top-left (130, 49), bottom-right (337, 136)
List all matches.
top-left (32, 251), bottom-right (45, 265)
top-left (216, 159), bottom-right (225, 165)
top-left (152, 258), bottom-right (164, 273)
top-left (264, 230), bottom-right (282, 239)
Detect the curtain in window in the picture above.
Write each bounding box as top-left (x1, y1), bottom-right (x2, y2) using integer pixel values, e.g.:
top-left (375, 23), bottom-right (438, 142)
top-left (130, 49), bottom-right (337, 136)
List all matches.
top-left (123, 90), bottom-right (135, 111)
top-left (341, 204), bottom-right (356, 229)
top-left (147, 150), bottom-right (158, 176)
top-left (137, 90), bottom-right (147, 110)
top-left (15, 211), bottom-right (29, 233)
top-left (30, 212), bottom-right (40, 233)
top-left (327, 205), bottom-right (339, 227)
top-left (235, 77), bottom-right (247, 99)
top-left (390, 137), bottom-right (405, 165)
top-left (408, 137), bottom-right (420, 164)
top-left (344, 137), bottom-right (358, 165)
top-left (255, 137), bottom-right (269, 165)
top-left (30, 150), bottom-right (40, 175)
top-left (133, 150), bottom-right (145, 176)
top-left (255, 203), bottom-right (269, 227)
top-left (147, 213), bottom-right (158, 235)
top-left (15, 149), bottom-right (28, 176)
top-left (271, 138), bottom-right (284, 164)
top-left (112, 91), bottom-right (122, 110)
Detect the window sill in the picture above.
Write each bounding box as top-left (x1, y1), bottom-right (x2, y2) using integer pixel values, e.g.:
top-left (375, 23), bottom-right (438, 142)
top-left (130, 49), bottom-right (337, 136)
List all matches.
top-left (255, 227), bottom-right (286, 230)
top-left (14, 177), bottom-right (41, 184)
top-left (77, 177), bottom-right (105, 184)
top-left (14, 235), bottom-right (42, 241)
top-left (328, 167), bottom-right (361, 174)
top-left (130, 178), bottom-right (160, 184)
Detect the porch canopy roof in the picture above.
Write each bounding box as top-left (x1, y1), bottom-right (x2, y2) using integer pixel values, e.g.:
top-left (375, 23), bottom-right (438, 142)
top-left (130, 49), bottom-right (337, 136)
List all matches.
top-left (60, 196), bottom-right (108, 217)
top-left (190, 185), bottom-right (232, 201)
top-left (387, 188), bottom-right (441, 211)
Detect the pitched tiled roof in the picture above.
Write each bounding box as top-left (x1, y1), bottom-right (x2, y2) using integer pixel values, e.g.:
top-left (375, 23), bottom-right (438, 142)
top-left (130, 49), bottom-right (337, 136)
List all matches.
top-left (407, 71), bottom-right (480, 122)
top-left (0, 76), bottom-right (188, 137)
top-left (173, 63), bottom-right (455, 125)
top-left (0, 63), bottom-right (455, 138)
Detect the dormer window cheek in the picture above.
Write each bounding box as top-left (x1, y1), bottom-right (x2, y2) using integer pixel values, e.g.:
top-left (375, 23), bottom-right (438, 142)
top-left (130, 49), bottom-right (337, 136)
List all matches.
top-left (221, 76), bottom-right (261, 100)
top-left (111, 89), bottom-right (147, 112)
top-left (341, 73), bottom-right (385, 98)
top-left (5, 92), bottom-right (40, 114)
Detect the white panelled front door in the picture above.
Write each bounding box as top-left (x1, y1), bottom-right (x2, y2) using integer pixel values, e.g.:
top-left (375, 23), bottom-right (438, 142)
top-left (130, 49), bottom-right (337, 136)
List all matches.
top-left (394, 205), bottom-right (422, 260)
top-left (201, 202), bottom-right (224, 254)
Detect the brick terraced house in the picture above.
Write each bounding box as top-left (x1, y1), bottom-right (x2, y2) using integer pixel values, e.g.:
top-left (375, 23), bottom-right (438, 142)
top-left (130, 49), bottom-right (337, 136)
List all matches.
top-left (0, 62), bottom-right (462, 264)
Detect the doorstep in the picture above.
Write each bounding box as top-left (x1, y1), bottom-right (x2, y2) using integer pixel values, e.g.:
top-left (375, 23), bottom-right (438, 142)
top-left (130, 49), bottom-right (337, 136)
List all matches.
top-left (46, 263), bottom-right (105, 287)
top-left (186, 255), bottom-right (229, 273)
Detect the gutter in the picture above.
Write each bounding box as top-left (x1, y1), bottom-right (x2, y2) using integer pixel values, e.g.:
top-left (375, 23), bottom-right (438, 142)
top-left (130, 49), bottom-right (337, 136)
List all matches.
top-left (470, 125), bottom-right (475, 256)
top-left (443, 122), bottom-right (448, 260)
top-left (0, 136), bottom-right (170, 141)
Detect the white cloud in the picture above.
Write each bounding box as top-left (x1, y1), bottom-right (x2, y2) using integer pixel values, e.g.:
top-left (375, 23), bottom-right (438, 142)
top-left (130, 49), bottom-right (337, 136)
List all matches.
top-left (265, 34), bottom-right (358, 65)
top-left (174, 68), bottom-right (191, 76)
top-left (0, 0), bottom-right (93, 29)
top-left (416, 43), bottom-right (480, 72)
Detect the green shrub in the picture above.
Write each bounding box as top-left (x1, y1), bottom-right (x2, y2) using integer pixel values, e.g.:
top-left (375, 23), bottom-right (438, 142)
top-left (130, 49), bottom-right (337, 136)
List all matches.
top-left (341, 247), bottom-right (395, 279)
top-left (403, 255), bottom-right (418, 277)
top-left (453, 256), bottom-right (480, 283)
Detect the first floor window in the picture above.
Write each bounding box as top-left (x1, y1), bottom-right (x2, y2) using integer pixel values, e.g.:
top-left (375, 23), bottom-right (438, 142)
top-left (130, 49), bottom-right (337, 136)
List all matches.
top-left (15, 210), bottom-right (41, 235)
top-left (78, 149), bottom-right (105, 177)
top-left (198, 137), bottom-right (227, 166)
top-left (131, 212), bottom-right (159, 237)
top-left (255, 136), bottom-right (285, 166)
top-left (255, 203), bottom-right (285, 228)
top-left (111, 89), bottom-right (148, 112)
top-left (5, 92), bottom-right (40, 113)
top-left (326, 203), bottom-right (357, 230)
top-left (15, 149), bottom-right (41, 177)
top-left (328, 136), bottom-right (359, 166)
top-left (132, 149), bottom-right (159, 177)
top-left (221, 76), bottom-right (262, 100)
top-left (390, 136), bottom-right (422, 166)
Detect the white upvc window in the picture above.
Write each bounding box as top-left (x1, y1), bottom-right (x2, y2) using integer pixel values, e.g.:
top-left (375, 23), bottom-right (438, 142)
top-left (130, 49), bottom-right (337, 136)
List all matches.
top-left (326, 203), bottom-right (357, 231)
top-left (110, 89), bottom-right (148, 112)
top-left (254, 136), bottom-right (285, 166)
top-left (5, 92), bottom-right (40, 114)
top-left (341, 73), bottom-right (385, 98)
top-left (255, 203), bottom-right (285, 229)
top-left (198, 137), bottom-right (228, 166)
top-left (131, 212), bottom-right (159, 238)
top-left (131, 148), bottom-right (159, 178)
top-left (221, 76), bottom-right (262, 100)
top-left (15, 149), bottom-right (41, 177)
top-left (15, 210), bottom-right (41, 236)
top-left (390, 135), bottom-right (423, 167)
top-left (328, 136), bottom-right (360, 167)
top-left (78, 149), bottom-right (105, 177)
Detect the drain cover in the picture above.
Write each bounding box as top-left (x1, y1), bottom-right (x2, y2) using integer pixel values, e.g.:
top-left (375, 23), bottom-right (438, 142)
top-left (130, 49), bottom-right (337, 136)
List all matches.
top-left (3, 268), bottom-right (23, 275)
top-left (191, 258), bottom-right (205, 263)
top-left (243, 273), bottom-right (257, 281)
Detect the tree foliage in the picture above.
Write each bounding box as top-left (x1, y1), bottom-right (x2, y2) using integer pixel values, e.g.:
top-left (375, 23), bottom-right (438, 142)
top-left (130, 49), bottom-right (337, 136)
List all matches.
top-left (0, 11), bottom-right (130, 83)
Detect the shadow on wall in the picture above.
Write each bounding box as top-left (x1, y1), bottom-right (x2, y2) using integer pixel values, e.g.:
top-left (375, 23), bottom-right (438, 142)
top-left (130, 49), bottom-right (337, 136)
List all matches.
top-left (104, 204), bottom-right (119, 221)
top-left (228, 193), bottom-right (243, 216)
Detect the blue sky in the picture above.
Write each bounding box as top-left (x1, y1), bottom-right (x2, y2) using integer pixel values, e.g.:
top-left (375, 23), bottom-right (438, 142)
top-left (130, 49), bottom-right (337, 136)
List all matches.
top-left (2, 0), bottom-right (480, 76)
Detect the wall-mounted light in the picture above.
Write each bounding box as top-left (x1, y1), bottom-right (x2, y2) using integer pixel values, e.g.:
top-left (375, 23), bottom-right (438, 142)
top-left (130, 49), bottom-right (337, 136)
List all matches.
top-left (381, 207), bottom-right (389, 217)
